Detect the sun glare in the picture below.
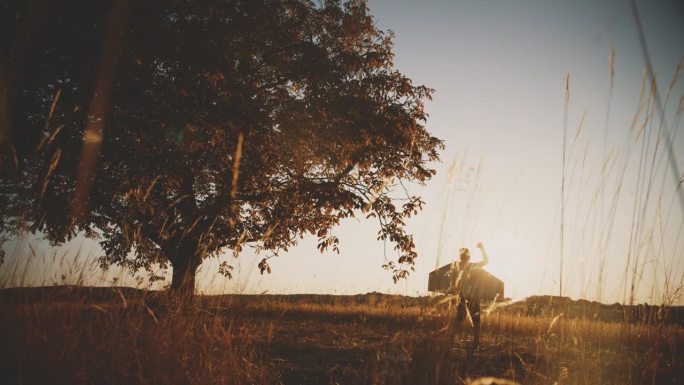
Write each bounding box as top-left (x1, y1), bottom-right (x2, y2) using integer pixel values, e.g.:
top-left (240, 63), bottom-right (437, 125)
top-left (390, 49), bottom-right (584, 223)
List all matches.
top-left (483, 233), bottom-right (537, 301)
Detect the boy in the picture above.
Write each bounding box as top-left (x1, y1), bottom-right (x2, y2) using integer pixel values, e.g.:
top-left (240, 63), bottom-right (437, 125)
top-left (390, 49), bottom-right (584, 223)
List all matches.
top-left (452, 242), bottom-right (489, 348)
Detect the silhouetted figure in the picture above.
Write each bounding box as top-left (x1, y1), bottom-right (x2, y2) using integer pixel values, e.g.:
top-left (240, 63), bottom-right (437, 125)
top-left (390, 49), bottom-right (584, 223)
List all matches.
top-left (451, 242), bottom-right (489, 349)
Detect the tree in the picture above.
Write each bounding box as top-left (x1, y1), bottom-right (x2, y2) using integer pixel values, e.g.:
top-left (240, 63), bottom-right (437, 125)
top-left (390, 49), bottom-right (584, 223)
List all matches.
top-left (0, 0), bottom-right (443, 294)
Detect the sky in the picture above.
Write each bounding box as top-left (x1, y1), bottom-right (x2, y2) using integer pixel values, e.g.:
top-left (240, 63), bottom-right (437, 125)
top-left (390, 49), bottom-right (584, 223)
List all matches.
top-left (2, 0), bottom-right (684, 305)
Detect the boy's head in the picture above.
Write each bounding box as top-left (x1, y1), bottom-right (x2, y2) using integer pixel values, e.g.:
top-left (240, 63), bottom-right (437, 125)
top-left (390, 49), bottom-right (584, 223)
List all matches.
top-left (459, 247), bottom-right (470, 263)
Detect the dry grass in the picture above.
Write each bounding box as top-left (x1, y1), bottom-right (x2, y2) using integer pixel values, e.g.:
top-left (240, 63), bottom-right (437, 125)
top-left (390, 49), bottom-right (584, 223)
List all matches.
top-left (0, 288), bottom-right (276, 385)
top-left (418, 311), bottom-right (683, 385)
top-left (1, 287), bottom-right (682, 385)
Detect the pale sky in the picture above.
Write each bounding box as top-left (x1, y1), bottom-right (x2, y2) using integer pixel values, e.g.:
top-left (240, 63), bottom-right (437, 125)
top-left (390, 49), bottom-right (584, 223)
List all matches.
top-left (2, 0), bottom-right (684, 305)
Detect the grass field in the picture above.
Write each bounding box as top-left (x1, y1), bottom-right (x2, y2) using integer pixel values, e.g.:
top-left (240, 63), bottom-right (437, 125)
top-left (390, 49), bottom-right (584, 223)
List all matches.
top-left (1, 286), bottom-right (682, 385)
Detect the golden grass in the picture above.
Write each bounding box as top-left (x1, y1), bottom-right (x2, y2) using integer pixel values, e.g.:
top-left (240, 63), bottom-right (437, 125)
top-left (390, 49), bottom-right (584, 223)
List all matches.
top-left (0, 289), bottom-right (275, 385)
top-left (1, 287), bottom-right (681, 385)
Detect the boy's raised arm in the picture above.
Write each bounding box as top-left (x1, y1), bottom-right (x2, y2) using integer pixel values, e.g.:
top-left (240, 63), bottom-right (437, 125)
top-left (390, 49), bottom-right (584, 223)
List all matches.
top-left (475, 242), bottom-right (489, 267)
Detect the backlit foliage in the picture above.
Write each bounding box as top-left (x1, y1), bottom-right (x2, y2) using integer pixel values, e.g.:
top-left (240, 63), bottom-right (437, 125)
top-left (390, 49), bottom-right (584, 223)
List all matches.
top-left (0, 0), bottom-right (442, 291)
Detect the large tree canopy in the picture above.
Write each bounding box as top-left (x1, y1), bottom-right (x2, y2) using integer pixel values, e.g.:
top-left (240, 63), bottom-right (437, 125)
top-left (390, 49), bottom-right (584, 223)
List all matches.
top-left (0, 0), bottom-right (443, 293)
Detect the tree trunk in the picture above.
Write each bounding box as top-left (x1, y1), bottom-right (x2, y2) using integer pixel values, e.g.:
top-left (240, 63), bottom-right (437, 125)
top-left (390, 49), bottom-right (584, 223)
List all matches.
top-left (170, 258), bottom-right (198, 294)
top-left (167, 239), bottom-right (201, 296)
